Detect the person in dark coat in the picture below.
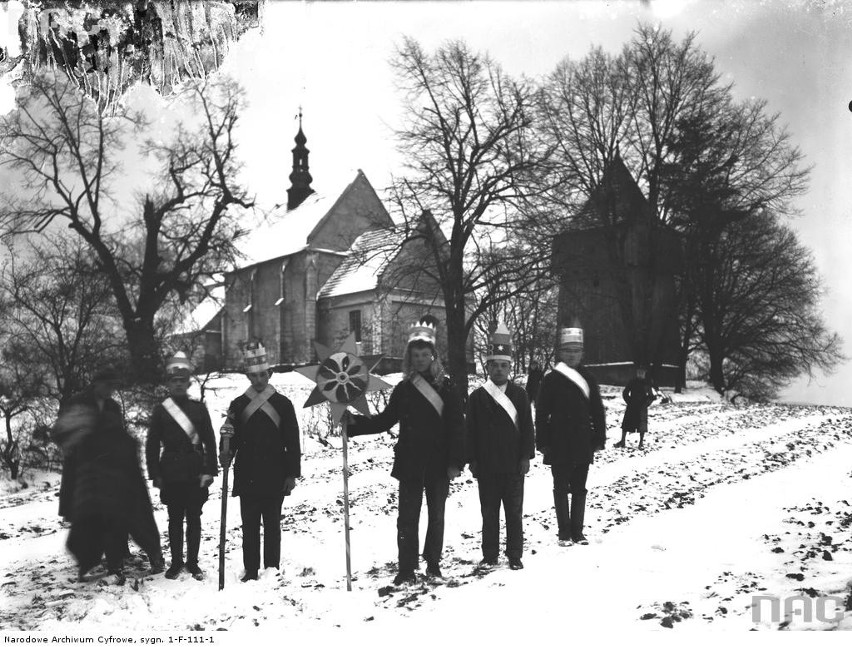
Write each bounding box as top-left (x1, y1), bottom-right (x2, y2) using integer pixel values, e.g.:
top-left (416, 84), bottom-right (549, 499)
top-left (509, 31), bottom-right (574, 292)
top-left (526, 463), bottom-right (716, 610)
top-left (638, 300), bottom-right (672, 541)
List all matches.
top-left (525, 360), bottom-right (544, 405)
top-left (54, 370), bottom-right (164, 584)
top-left (146, 352), bottom-right (218, 580)
top-left (466, 323), bottom-right (535, 570)
top-left (345, 318), bottom-right (465, 585)
top-left (615, 366), bottom-right (656, 450)
top-left (218, 342), bottom-right (301, 582)
top-left (535, 325), bottom-right (606, 546)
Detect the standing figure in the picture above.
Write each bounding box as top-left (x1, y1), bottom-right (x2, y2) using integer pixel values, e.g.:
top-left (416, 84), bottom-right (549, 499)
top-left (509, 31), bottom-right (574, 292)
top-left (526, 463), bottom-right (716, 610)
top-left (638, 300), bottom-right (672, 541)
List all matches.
top-left (146, 352), bottom-right (218, 580)
top-left (614, 366), bottom-right (657, 450)
top-left (525, 360), bottom-right (544, 405)
top-left (535, 326), bottom-right (606, 546)
top-left (346, 318), bottom-right (465, 585)
top-left (218, 342), bottom-right (301, 582)
top-left (466, 323), bottom-right (535, 570)
top-left (55, 370), bottom-right (165, 584)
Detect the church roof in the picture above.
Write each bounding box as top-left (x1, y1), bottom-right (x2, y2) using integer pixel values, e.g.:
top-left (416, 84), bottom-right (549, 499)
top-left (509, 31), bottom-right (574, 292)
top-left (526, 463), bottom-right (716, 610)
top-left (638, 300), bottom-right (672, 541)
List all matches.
top-left (572, 156), bottom-right (649, 228)
top-left (234, 173), bottom-right (363, 270)
top-left (172, 284), bottom-right (226, 337)
top-left (317, 228), bottom-right (402, 299)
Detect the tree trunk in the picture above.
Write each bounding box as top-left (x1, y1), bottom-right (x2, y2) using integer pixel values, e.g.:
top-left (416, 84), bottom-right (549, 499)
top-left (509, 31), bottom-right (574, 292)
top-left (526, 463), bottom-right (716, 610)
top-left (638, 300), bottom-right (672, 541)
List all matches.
top-left (3, 415), bottom-right (20, 481)
top-left (444, 295), bottom-right (469, 404)
top-left (124, 317), bottom-right (161, 384)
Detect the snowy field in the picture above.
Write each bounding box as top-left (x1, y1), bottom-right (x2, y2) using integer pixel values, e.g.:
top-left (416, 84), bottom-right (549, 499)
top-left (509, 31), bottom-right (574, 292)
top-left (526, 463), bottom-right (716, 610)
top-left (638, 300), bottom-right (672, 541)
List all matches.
top-left (2, 372), bottom-right (852, 640)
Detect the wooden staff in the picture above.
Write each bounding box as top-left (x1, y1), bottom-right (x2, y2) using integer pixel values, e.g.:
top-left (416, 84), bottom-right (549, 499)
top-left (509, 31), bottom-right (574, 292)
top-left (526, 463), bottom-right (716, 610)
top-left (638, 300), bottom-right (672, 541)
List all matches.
top-left (341, 417), bottom-right (352, 592)
top-left (218, 432), bottom-right (232, 591)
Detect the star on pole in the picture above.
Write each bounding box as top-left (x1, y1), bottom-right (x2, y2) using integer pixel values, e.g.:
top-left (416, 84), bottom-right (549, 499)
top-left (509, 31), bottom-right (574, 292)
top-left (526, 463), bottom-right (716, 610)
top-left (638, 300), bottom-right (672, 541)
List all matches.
top-left (294, 333), bottom-right (392, 424)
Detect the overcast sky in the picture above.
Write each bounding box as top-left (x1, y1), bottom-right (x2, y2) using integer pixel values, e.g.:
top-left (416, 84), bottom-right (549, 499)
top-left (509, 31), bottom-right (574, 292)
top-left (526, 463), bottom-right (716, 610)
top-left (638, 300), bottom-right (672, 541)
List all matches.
top-left (2, 0), bottom-right (851, 405)
top-left (217, 0), bottom-right (852, 406)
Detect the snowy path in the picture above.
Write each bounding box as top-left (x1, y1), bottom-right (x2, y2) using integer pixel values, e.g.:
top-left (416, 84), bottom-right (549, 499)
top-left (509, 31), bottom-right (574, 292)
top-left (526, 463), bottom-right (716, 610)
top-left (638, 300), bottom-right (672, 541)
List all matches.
top-left (2, 388), bottom-right (852, 633)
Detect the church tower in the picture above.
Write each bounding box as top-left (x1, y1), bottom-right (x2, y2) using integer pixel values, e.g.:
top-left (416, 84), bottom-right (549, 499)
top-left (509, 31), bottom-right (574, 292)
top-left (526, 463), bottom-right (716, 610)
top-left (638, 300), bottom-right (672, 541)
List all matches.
top-left (286, 110), bottom-right (314, 211)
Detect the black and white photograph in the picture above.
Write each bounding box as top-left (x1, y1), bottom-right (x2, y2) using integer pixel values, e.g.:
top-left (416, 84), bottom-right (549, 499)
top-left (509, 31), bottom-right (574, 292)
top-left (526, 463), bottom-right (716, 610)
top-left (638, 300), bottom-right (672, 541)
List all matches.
top-left (1, 0), bottom-right (851, 639)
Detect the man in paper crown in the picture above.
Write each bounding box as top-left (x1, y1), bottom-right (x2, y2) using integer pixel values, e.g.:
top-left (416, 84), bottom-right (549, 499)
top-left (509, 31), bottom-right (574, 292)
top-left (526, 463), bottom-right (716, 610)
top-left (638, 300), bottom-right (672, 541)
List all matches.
top-left (535, 324), bottom-right (606, 546)
top-left (145, 351), bottom-right (218, 580)
top-left (465, 323), bottom-right (535, 570)
top-left (218, 341), bottom-right (301, 582)
top-left (346, 316), bottom-right (465, 585)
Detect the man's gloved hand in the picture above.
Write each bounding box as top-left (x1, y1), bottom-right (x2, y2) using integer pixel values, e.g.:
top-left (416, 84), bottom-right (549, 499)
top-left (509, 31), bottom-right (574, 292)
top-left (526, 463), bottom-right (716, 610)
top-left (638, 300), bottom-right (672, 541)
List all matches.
top-left (469, 461), bottom-right (479, 479)
top-left (447, 465), bottom-right (461, 480)
top-left (518, 458), bottom-right (530, 475)
top-left (282, 476), bottom-right (296, 496)
top-left (152, 477), bottom-right (162, 489)
top-left (200, 474), bottom-right (214, 488)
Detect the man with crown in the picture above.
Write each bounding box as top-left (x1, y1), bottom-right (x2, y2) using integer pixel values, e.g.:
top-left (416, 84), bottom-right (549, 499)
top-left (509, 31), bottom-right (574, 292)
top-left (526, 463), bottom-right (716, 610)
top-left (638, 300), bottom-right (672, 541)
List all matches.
top-left (218, 341), bottom-right (301, 582)
top-left (536, 324), bottom-right (606, 546)
top-left (465, 323), bottom-right (535, 570)
top-left (145, 351), bottom-right (218, 580)
top-left (345, 317), bottom-right (465, 585)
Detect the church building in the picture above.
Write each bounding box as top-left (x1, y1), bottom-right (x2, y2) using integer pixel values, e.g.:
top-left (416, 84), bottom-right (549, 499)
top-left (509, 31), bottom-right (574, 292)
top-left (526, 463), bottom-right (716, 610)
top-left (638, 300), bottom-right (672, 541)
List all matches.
top-left (176, 118), bottom-right (449, 371)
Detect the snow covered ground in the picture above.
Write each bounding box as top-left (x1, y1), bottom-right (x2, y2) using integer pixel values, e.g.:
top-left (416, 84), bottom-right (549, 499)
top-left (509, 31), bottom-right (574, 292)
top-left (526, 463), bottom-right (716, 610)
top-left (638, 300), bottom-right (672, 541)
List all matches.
top-left (2, 372), bottom-right (852, 639)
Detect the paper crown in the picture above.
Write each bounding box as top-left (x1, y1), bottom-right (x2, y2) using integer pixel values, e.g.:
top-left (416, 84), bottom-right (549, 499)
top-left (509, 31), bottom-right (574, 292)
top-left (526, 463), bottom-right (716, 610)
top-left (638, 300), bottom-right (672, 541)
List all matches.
top-left (407, 317), bottom-right (437, 346)
top-left (244, 341), bottom-right (269, 373)
top-left (486, 322), bottom-right (513, 362)
top-left (165, 351), bottom-right (193, 376)
top-left (559, 327), bottom-right (584, 346)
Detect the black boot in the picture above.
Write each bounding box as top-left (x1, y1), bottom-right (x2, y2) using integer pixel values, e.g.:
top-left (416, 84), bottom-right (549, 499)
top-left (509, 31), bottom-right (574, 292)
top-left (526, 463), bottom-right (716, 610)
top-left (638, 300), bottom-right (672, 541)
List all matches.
top-left (186, 520), bottom-right (201, 571)
top-left (571, 492), bottom-right (588, 544)
top-left (168, 517), bottom-right (184, 568)
top-left (553, 490), bottom-right (571, 542)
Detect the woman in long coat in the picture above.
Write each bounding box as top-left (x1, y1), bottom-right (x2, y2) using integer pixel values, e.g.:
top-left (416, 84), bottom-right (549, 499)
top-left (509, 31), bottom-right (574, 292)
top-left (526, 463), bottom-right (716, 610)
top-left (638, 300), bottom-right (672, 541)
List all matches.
top-left (615, 366), bottom-right (657, 450)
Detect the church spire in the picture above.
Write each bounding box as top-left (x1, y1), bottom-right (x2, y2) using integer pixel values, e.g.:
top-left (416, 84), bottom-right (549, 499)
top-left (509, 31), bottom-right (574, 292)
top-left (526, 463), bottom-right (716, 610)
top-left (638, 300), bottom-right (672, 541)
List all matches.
top-left (287, 108), bottom-right (314, 211)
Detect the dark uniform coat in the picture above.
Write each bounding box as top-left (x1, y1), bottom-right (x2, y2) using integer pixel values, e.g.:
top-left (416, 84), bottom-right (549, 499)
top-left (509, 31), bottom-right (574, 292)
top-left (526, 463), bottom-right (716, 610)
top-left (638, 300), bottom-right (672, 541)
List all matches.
top-left (535, 365), bottom-right (606, 466)
top-left (145, 397), bottom-right (218, 504)
top-left (225, 390), bottom-right (301, 498)
top-left (348, 376), bottom-right (465, 481)
top-left (465, 382), bottom-right (535, 474)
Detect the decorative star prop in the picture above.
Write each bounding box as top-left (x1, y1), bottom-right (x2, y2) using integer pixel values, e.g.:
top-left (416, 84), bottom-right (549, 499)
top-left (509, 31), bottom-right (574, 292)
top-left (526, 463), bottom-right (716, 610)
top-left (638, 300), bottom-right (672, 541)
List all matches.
top-left (295, 333), bottom-right (392, 424)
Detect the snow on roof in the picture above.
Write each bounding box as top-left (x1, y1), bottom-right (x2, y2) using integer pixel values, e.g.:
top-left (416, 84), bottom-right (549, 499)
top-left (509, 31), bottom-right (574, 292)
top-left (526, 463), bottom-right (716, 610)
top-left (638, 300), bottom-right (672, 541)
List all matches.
top-left (172, 285), bottom-right (225, 336)
top-left (233, 174), bottom-right (356, 270)
top-left (317, 228), bottom-right (402, 299)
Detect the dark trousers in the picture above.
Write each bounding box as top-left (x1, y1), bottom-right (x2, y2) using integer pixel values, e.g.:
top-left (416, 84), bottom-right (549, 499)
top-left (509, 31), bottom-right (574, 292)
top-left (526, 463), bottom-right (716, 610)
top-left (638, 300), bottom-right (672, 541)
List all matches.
top-left (551, 462), bottom-right (590, 540)
top-left (239, 494), bottom-right (284, 573)
top-left (163, 483), bottom-right (207, 567)
top-left (477, 472), bottom-right (525, 561)
top-left (397, 471), bottom-right (449, 573)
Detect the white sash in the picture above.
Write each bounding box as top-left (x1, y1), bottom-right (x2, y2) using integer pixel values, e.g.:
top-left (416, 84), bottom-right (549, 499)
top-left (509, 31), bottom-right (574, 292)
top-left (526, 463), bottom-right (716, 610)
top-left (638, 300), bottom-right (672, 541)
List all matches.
top-left (241, 385), bottom-right (281, 427)
top-left (552, 362), bottom-right (590, 400)
top-left (482, 381), bottom-right (518, 428)
top-left (411, 374), bottom-right (445, 417)
top-left (162, 397), bottom-right (200, 445)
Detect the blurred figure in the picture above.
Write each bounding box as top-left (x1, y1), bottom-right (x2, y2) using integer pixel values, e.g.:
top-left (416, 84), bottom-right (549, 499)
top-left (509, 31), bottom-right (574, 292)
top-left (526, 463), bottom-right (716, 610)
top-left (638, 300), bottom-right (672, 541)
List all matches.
top-left (615, 366), bottom-right (657, 450)
top-left (146, 352), bottom-right (218, 580)
top-left (55, 370), bottom-right (164, 584)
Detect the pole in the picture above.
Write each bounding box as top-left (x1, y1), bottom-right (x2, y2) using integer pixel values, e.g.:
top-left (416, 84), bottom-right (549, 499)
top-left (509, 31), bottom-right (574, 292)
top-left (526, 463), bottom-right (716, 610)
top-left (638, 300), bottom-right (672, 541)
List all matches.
top-left (218, 436), bottom-right (231, 591)
top-left (341, 417), bottom-right (352, 592)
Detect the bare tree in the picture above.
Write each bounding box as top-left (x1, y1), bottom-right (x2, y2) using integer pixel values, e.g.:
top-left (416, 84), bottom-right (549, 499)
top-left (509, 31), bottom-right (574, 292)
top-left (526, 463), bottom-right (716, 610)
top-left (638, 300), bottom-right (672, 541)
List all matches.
top-left (660, 99), bottom-right (810, 391)
top-left (0, 341), bottom-right (47, 480)
top-left (389, 37), bottom-right (550, 397)
top-left (695, 211), bottom-right (842, 400)
top-left (0, 236), bottom-right (123, 404)
top-left (0, 72), bottom-right (253, 383)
